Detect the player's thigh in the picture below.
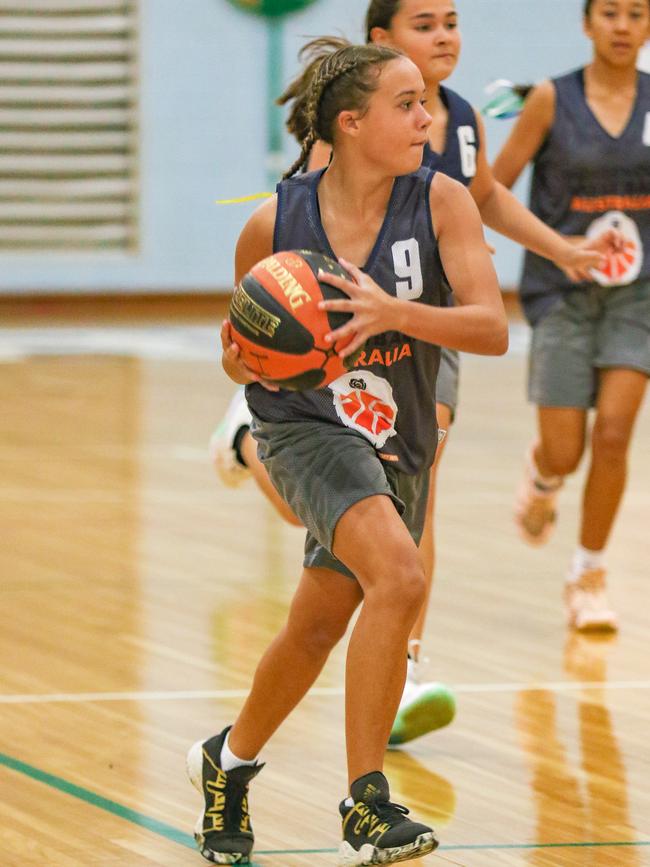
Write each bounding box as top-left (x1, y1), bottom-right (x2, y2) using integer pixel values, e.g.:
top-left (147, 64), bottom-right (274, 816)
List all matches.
top-left (528, 294), bottom-right (598, 410)
top-left (436, 348), bottom-right (459, 428)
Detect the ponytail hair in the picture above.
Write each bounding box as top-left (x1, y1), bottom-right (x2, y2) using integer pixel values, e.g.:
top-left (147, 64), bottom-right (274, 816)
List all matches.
top-left (280, 38), bottom-right (402, 179)
top-left (276, 37), bottom-right (349, 147)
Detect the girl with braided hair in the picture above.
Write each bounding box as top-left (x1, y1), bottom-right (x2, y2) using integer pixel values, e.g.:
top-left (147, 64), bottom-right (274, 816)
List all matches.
top-left (211, 0), bottom-right (621, 749)
top-left (189, 39), bottom-right (507, 866)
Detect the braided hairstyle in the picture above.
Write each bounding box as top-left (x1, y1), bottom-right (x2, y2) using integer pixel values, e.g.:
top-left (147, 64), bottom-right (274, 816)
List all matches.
top-left (280, 38), bottom-right (402, 179)
top-left (277, 37), bottom-right (348, 145)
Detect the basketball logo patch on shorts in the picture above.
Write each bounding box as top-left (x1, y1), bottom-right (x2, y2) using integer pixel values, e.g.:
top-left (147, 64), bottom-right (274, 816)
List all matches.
top-left (587, 210), bottom-right (643, 286)
top-left (329, 370), bottom-right (398, 449)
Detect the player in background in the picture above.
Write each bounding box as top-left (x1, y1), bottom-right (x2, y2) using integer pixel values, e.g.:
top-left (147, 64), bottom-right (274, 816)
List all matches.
top-left (492, 0), bottom-right (650, 631)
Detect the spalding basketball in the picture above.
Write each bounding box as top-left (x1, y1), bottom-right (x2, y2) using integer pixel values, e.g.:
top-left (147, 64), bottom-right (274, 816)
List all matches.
top-left (229, 250), bottom-right (362, 390)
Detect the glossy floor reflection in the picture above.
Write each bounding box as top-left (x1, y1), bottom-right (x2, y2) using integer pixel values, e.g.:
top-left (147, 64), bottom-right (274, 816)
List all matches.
top-left (0, 317), bottom-right (649, 866)
top-left (515, 635), bottom-right (642, 866)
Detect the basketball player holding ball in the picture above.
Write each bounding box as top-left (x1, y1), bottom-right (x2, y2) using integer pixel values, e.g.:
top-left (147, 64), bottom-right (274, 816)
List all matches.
top-left (212, 0), bottom-right (620, 748)
top-left (187, 41), bottom-right (507, 866)
top-left (492, 0), bottom-right (650, 631)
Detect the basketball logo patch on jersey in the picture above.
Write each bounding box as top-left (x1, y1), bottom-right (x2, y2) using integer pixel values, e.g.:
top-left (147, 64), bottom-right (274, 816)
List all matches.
top-left (329, 370), bottom-right (398, 449)
top-left (586, 211), bottom-right (643, 286)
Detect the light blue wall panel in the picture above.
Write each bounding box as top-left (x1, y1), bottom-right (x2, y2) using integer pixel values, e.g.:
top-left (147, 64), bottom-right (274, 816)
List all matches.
top-left (0, 0), bottom-right (590, 294)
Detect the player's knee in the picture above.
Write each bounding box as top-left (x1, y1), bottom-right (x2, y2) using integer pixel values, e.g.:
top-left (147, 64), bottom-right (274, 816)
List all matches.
top-left (374, 557), bottom-right (426, 615)
top-left (591, 420), bottom-right (630, 464)
top-left (543, 445), bottom-right (583, 477)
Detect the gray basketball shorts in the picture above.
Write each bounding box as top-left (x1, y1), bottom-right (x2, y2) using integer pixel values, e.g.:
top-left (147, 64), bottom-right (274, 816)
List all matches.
top-left (250, 415), bottom-right (430, 580)
top-left (528, 280), bottom-right (650, 408)
top-left (436, 346), bottom-right (460, 421)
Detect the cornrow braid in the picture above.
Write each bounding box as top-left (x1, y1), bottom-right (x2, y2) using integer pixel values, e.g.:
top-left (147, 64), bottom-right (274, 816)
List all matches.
top-left (283, 127), bottom-right (318, 180)
top-left (277, 37), bottom-right (350, 144)
top-left (282, 39), bottom-right (402, 179)
top-left (282, 50), bottom-right (360, 179)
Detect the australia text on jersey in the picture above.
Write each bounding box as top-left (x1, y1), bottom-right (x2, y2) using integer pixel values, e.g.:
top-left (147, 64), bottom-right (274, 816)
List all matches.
top-left (352, 342), bottom-right (413, 368)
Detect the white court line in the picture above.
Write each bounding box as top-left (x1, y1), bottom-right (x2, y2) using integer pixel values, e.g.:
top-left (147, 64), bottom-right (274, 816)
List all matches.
top-left (2, 680), bottom-right (650, 704)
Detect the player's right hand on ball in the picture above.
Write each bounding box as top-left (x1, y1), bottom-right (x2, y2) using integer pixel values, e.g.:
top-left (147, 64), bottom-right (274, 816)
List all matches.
top-left (221, 320), bottom-right (279, 391)
top-left (318, 258), bottom-right (399, 358)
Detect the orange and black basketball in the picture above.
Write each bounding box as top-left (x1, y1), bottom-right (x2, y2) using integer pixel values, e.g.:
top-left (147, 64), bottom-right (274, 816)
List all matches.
top-left (229, 250), bottom-right (362, 390)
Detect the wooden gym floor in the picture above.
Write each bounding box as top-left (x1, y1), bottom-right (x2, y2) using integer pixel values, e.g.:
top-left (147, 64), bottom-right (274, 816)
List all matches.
top-left (0, 297), bottom-right (649, 866)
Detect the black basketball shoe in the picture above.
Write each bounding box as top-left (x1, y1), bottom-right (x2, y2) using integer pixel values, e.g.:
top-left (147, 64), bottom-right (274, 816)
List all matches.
top-left (186, 726), bottom-right (264, 864)
top-left (338, 771), bottom-right (438, 865)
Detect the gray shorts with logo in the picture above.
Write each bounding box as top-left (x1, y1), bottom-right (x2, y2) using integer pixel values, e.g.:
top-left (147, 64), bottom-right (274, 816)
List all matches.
top-left (250, 415), bottom-right (430, 580)
top-left (436, 347), bottom-right (459, 420)
top-left (528, 281), bottom-right (650, 408)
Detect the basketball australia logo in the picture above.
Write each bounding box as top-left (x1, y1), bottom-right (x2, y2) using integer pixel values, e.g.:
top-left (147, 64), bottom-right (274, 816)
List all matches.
top-left (329, 370), bottom-right (398, 449)
top-left (586, 210), bottom-right (643, 286)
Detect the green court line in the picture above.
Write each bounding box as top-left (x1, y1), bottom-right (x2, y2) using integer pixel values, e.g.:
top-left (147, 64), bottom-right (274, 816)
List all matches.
top-left (0, 751), bottom-right (195, 849)
top-left (2, 751), bottom-right (649, 859)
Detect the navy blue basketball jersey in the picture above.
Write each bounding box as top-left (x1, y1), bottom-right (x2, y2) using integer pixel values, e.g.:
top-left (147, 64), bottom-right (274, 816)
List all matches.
top-left (246, 167), bottom-right (445, 474)
top-left (422, 85), bottom-right (479, 187)
top-left (521, 68), bottom-right (650, 324)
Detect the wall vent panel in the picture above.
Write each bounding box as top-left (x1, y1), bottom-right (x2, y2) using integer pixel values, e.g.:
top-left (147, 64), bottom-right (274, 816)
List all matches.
top-left (0, 0), bottom-right (138, 252)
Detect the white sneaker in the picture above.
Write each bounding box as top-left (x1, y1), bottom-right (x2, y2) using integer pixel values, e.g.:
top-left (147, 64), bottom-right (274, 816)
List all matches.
top-left (564, 568), bottom-right (618, 633)
top-left (209, 389), bottom-right (252, 488)
top-left (388, 658), bottom-right (456, 746)
top-left (514, 444), bottom-right (562, 546)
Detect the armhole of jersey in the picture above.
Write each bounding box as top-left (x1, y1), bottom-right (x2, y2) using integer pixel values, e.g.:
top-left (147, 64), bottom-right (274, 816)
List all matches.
top-left (425, 169), bottom-right (438, 244)
top-left (272, 181), bottom-right (284, 254)
top-left (425, 169), bottom-right (448, 305)
top-left (533, 78), bottom-right (560, 164)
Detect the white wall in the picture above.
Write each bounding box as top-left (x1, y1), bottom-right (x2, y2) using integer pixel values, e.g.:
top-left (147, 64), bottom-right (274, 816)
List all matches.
top-left (0, 0), bottom-right (590, 294)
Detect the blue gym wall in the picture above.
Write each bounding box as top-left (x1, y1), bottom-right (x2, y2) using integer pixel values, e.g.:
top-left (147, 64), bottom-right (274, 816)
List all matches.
top-left (0, 0), bottom-right (590, 295)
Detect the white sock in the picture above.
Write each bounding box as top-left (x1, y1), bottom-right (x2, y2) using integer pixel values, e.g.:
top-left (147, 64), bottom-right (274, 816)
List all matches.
top-left (407, 639), bottom-right (421, 661)
top-left (220, 731), bottom-right (258, 772)
top-left (567, 545), bottom-right (605, 582)
top-left (344, 796), bottom-right (354, 807)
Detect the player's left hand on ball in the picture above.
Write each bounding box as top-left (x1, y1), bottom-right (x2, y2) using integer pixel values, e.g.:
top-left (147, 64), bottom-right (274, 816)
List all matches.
top-left (220, 320), bottom-right (279, 391)
top-left (317, 257), bottom-right (398, 358)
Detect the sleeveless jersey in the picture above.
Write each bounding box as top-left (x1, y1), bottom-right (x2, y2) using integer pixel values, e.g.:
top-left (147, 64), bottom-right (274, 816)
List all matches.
top-left (246, 167), bottom-right (445, 475)
top-left (422, 84), bottom-right (479, 187)
top-left (521, 68), bottom-right (650, 324)
top-left (422, 85), bottom-right (478, 309)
